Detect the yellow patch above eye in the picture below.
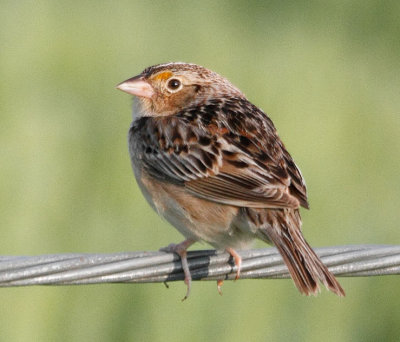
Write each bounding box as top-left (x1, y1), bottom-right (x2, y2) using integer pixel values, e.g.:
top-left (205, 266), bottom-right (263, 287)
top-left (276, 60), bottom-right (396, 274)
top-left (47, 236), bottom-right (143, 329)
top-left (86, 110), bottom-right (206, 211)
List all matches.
top-left (153, 71), bottom-right (173, 81)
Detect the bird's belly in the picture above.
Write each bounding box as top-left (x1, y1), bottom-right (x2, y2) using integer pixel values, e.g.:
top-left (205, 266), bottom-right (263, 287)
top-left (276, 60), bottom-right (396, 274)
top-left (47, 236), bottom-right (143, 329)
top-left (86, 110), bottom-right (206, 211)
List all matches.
top-left (136, 168), bottom-right (255, 249)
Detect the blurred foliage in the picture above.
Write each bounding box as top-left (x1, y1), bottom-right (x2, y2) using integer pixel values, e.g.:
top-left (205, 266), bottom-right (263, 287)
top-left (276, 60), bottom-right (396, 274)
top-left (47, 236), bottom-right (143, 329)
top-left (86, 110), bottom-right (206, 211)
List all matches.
top-left (1, 0), bottom-right (400, 341)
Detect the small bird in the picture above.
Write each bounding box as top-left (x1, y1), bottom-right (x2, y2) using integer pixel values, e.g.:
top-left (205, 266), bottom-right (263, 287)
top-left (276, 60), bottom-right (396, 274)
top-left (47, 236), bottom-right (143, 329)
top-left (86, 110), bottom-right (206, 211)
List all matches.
top-left (117, 62), bottom-right (345, 299)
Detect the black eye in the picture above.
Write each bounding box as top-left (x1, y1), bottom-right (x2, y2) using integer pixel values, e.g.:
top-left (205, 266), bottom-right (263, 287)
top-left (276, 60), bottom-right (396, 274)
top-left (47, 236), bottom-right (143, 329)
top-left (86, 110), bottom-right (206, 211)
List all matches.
top-left (167, 78), bottom-right (181, 91)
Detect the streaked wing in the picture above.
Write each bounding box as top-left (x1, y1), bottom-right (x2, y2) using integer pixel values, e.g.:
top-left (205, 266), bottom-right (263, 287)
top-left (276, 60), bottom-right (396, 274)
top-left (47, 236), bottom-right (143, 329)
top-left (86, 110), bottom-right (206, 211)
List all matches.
top-left (129, 97), bottom-right (308, 209)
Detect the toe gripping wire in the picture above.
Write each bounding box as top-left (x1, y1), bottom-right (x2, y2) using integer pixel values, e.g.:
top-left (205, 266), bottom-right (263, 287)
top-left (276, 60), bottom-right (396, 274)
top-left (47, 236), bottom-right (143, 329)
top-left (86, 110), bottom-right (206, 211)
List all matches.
top-left (0, 245), bottom-right (399, 287)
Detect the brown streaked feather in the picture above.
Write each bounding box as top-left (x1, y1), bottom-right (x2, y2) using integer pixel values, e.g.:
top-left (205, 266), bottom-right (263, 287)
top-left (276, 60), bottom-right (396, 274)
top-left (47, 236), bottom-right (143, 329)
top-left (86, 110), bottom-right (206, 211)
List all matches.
top-left (246, 208), bottom-right (345, 296)
top-left (130, 97), bottom-right (308, 209)
top-left (186, 172), bottom-right (299, 209)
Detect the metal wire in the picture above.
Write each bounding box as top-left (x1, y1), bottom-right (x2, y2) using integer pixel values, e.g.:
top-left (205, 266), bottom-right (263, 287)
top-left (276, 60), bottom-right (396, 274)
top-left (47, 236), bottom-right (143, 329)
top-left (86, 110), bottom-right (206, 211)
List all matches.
top-left (0, 245), bottom-right (399, 287)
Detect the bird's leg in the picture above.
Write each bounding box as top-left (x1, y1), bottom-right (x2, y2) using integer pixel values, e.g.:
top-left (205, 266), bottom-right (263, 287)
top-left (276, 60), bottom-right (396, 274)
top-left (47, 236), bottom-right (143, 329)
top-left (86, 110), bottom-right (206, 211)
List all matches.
top-left (226, 247), bottom-right (242, 280)
top-left (160, 239), bottom-right (195, 301)
top-left (216, 248), bottom-right (242, 294)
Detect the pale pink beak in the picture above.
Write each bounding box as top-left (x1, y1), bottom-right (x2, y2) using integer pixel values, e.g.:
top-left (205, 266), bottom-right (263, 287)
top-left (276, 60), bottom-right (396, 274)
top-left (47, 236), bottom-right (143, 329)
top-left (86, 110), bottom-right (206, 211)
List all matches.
top-left (116, 75), bottom-right (155, 98)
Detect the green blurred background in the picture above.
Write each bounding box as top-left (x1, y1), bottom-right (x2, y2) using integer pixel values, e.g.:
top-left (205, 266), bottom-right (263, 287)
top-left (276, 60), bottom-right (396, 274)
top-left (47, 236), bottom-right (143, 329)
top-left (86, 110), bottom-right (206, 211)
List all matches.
top-left (1, 0), bottom-right (399, 341)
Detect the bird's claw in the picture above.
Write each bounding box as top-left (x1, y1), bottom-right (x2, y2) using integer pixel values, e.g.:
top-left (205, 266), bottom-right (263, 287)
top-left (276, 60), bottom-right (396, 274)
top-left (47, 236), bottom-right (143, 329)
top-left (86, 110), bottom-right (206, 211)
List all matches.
top-left (226, 248), bottom-right (242, 280)
top-left (217, 279), bottom-right (224, 295)
top-left (160, 239), bottom-right (195, 301)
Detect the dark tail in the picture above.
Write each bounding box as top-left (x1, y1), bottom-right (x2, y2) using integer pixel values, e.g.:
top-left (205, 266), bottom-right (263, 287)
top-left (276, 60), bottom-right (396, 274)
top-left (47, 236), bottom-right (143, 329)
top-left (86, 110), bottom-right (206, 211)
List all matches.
top-left (253, 208), bottom-right (345, 296)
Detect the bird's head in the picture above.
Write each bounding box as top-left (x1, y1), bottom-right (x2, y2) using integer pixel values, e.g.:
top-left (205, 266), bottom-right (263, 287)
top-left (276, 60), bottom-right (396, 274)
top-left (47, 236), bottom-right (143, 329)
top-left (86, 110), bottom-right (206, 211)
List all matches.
top-left (117, 62), bottom-right (243, 117)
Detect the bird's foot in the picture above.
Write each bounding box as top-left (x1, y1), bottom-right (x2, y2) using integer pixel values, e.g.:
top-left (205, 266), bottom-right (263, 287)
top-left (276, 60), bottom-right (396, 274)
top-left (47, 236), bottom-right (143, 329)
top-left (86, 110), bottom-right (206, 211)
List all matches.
top-left (160, 239), bottom-right (195, 301)
top-left (226, 247), bottom-right (242, 280)
top-left (217, 279), bottom-right (224, 295)
top-left (215, 248), bottom-right (242, 295)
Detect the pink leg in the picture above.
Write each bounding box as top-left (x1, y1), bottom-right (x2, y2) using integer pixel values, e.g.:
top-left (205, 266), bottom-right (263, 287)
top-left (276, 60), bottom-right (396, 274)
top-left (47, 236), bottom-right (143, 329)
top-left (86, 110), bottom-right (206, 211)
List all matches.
top-left (216, 248), bottom-right (242, 294)
top-left (226, 247), bottom-right (242, 280)
top-left (160, 239), bottom-right (195, 300)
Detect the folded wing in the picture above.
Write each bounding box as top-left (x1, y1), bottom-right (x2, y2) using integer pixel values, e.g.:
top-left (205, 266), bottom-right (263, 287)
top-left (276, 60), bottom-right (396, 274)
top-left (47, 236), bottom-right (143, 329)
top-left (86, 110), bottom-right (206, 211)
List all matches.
top-left (130, 97), bottom-right (308, 210)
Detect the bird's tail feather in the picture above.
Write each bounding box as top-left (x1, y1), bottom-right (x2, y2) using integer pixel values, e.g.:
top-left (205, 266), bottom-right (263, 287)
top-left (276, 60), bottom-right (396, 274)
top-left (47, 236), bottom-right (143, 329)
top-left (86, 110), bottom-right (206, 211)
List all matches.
top-left (252, 208), bottom-right (345, 296)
